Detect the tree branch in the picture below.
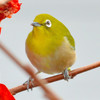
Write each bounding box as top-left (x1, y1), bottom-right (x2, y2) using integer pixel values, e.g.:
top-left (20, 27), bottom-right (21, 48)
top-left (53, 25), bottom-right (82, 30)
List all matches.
top-left (0, 41), bottom-right (100, 97)
top-left (9, 61), bottom-right (100, 95)
top-left (0, 41), bottom-right (61, 100)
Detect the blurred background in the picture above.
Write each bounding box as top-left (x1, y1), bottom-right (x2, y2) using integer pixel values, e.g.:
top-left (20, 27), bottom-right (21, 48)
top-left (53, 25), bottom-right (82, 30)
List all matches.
top-left (0, 0), bottom-right (100, 100)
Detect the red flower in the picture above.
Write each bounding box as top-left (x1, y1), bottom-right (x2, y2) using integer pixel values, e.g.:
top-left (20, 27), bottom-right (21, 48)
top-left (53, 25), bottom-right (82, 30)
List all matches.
top-left (0, 84), bottom-right (15, 100)
top-left (0, 27), bottom-right (1, 33)
top-left (0, 0), bottom-right (21, 34)
top-left (0, 0), bottom-right (22, 22)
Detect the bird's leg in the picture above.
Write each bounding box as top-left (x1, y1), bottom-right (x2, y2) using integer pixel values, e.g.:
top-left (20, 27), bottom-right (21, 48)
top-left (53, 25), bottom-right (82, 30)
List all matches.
top-left (23, 71), bottom-right (40, 91)
top-left (23, 77), bottom-right (34, 91)
top-left (63, 67), bottom-right (71, 81)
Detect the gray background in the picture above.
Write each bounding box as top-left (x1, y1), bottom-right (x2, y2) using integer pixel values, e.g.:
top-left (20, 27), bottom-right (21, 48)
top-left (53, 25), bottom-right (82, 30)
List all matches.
top-left (0, 0), bottom-right (100, 100)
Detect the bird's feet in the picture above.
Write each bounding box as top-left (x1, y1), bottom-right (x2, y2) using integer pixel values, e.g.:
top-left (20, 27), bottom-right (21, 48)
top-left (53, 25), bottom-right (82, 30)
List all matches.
top-left (23, 77), bottom-right (34, 91)
top-left (23, 71), bottom-right (40, 91)
top-left (63, 68), bottom-right (71, 81)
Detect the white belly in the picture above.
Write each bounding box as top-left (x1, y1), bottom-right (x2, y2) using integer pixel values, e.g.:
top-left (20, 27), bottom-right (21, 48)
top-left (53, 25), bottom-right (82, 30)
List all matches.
top-left (26, 37), bottom-right (76, 74)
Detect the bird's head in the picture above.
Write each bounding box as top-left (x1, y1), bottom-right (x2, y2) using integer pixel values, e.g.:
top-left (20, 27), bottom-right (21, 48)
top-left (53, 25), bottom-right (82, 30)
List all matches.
top-left (31, 14), bottom-right (68, 36)
top-left (32, 14), bottom-right (56, 28)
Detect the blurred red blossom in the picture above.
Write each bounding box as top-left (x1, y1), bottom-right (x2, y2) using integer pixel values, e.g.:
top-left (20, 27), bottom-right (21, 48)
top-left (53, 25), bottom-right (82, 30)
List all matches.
top-left (0, 0), bottom-right (21, 22)
top-left (0, 84), bottom-right (15, 100)
top-left (0, 0), bottom-right (22, 34)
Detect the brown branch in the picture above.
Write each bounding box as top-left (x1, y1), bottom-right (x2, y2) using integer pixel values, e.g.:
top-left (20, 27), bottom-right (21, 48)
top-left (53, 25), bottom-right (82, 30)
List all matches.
top-left (9, 61), bottom-right (100, 95)
top-left (0, 42), bottom-right (62, 100)
top-left (0, 41), bottom-right (100, 97)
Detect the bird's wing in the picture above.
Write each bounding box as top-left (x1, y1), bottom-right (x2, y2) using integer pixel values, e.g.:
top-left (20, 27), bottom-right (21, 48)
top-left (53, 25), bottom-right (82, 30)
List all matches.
top-left (64, 30), bottom-right (75, 50)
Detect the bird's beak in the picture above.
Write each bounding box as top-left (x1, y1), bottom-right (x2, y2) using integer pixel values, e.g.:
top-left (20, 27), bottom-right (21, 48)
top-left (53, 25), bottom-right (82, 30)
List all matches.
top-left (31, 22), bottom-right (41, 27)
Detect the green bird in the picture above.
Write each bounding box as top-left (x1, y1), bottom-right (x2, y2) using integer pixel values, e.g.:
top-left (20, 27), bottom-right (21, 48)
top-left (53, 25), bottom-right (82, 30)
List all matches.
top-left (26, 14), bottom-right (76, 81)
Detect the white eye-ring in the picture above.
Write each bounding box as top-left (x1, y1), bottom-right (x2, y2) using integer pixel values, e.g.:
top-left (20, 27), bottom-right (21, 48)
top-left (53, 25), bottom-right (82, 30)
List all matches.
top-left (45, 20), bottom-right (52, 27)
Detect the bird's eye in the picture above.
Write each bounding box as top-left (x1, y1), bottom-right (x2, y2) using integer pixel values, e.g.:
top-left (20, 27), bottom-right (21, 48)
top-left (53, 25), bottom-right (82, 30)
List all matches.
top-left (45, 20), bottom-right (52, 27)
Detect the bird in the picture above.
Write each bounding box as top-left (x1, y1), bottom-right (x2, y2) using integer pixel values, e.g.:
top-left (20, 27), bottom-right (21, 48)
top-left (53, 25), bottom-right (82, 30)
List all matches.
top-left (25, 14), bottom-right (76, 83)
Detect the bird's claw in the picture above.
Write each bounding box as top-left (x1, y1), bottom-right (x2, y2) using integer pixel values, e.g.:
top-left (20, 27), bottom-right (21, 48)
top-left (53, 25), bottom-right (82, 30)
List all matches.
top-left (63, 68), bottom-right (71, 81)
top-left (23, 77), bottom-right (34, 91)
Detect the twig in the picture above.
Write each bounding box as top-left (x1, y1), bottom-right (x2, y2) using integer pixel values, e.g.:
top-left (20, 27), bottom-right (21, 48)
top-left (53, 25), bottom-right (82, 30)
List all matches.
top-left (0, 0), bottom-right (10, 5)
top-left (0, 41), bottom-right (100, 97)
top-left (0, 41), bottom-right (61, 100)
top-left (9, 61), bottom-right (100, 95)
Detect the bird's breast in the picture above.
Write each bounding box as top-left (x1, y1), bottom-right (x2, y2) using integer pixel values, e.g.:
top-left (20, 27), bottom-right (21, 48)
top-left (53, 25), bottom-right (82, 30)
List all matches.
top-left (26, 32), bottom-right (63, 56)
top-left (26, 36), bottom-right (76, 74)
